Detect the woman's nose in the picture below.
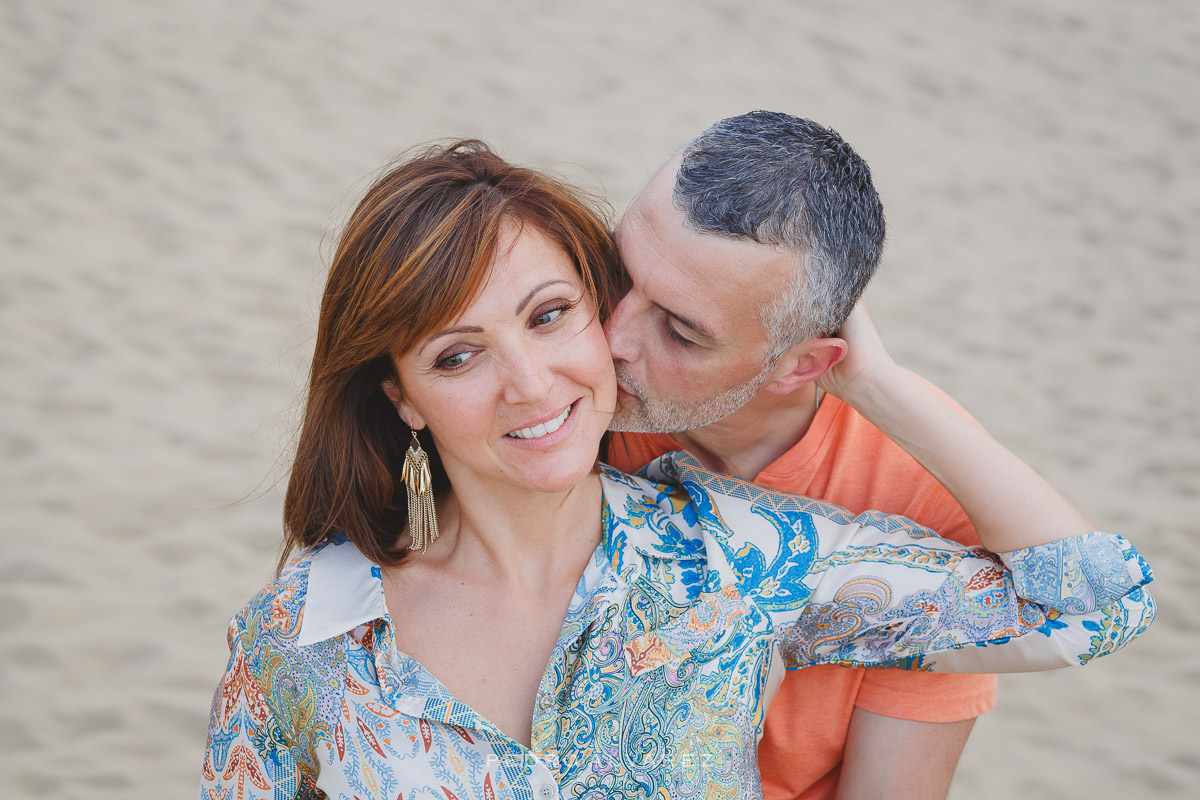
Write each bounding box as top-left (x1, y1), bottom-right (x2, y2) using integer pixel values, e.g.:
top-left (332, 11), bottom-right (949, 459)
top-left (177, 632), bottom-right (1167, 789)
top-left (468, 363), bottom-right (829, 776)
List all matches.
top-left (502, 345), bottom-right (555, 405)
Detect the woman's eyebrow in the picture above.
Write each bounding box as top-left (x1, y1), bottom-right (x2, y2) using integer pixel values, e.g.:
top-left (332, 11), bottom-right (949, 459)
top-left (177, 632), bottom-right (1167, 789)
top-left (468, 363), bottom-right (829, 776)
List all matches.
top-left (430, 325), bottom-right (484, 340)
top-left (422, 325), bottom-right (485, 355)
top-left (422, 280), bottom-right (571, 347)
top-left (515, 279), bottom-right (574, 315)
top-left (424, 280), bottom-right (575, 349)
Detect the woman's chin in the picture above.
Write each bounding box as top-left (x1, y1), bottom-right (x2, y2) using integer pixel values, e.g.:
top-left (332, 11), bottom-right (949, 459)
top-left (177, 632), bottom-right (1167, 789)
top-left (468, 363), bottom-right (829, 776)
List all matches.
top-left (511, 456), bottom-right (599, 495)
top-left (497, 416), bottom-right (606, 494)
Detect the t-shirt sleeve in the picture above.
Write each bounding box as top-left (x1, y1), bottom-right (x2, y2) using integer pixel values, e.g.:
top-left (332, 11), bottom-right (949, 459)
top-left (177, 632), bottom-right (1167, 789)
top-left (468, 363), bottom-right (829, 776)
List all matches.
top-left (854, 668), bottom-right (997, 722)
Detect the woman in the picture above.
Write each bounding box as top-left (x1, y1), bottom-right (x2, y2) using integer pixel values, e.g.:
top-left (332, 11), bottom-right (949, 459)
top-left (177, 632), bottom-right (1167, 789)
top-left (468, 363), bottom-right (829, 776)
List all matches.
top-left (200, 141), bottom-right (1154, 800)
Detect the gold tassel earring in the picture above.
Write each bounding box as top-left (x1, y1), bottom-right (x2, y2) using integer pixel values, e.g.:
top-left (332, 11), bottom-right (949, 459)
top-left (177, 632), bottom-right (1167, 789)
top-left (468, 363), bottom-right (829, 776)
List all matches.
top-left (401, 428), bottom-right (439, 552)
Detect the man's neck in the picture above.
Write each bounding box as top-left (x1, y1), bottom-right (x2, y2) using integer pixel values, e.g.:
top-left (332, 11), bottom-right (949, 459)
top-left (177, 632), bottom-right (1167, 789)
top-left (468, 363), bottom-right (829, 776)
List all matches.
top-left (672, 384), bottom-right (822, 480)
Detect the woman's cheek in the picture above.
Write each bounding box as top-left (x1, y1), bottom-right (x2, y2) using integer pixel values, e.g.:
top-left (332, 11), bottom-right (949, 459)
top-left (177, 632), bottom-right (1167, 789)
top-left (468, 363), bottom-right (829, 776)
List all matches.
top-left (583, 325), bottom-right (618, 405)
top-left (427, 378), bottom-right (494, 438)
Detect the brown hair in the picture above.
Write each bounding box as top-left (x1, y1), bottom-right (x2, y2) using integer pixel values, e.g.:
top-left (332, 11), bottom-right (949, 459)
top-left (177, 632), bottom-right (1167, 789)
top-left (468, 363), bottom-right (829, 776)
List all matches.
top-left (281, 140), bottom-right (621, 568)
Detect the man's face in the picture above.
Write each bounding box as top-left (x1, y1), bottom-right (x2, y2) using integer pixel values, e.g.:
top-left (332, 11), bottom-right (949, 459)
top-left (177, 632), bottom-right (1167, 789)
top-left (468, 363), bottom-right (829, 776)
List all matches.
top-left (605, 162), bottom-right (798, 433)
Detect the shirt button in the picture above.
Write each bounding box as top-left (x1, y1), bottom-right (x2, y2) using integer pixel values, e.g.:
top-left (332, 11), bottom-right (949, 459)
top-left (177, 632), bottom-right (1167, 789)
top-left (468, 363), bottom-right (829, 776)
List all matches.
top-left (536, 784), bottom-right (556, 799)
top-left (538, 694), bottom-right (553, 710)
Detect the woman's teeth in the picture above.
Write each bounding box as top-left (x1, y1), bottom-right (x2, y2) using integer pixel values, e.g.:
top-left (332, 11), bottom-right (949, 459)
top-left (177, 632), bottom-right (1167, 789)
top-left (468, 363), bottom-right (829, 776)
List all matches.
top-left (507, 404), bottom-right (572, 440)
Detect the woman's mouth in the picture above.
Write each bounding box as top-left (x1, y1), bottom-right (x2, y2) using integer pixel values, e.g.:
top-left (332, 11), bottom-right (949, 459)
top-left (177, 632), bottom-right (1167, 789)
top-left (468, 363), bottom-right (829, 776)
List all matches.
top-left (505, 402), bottom-right (575, 440)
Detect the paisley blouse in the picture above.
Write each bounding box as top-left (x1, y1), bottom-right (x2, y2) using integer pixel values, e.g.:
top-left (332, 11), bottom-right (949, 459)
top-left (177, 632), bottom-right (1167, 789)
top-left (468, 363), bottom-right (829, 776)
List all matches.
top-left (200, 452), bottom-right (1155, 800)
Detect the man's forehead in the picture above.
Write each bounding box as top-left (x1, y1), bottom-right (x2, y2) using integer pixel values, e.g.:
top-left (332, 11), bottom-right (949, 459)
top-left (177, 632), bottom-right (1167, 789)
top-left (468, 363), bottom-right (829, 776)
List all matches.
top-left (623, 183), bottom-right (794, 305)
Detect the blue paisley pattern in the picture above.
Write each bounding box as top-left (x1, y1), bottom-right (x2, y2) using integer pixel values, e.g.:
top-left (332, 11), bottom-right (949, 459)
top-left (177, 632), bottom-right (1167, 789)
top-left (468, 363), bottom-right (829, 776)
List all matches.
top-left (201, 452), bottom-right (1155, 799)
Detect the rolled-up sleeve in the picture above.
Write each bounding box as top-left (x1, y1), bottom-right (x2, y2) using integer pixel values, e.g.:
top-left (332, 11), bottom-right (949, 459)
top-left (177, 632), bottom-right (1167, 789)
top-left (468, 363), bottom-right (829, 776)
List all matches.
top-left (776, 529), bottom-right (1155, 674)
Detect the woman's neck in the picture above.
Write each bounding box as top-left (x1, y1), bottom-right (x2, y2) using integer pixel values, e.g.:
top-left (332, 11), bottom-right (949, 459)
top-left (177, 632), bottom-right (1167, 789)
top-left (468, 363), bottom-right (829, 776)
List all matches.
top-left (422, 469), bottom-right (605, 593)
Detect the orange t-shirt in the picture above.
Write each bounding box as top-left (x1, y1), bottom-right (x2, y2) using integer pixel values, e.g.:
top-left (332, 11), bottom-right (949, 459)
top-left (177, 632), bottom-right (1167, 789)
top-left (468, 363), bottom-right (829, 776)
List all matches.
top-left (605, 385), bottom-right (998, 800)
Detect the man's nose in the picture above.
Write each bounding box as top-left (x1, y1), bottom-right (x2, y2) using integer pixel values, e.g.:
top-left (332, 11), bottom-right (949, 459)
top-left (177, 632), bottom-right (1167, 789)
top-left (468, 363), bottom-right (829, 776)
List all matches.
top-left (603, 294), bottom-right (639, 364)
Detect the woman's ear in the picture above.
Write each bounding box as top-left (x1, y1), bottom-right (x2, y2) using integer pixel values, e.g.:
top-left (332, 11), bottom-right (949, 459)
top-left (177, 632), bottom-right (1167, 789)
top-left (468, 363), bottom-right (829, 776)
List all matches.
top-left (380, 379), bottom-right (426, 430)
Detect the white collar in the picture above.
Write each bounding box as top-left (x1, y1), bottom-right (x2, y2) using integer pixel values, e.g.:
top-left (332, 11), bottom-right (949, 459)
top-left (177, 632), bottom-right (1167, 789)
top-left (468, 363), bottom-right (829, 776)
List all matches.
top-left (295, 538), bottom-right (388, 647)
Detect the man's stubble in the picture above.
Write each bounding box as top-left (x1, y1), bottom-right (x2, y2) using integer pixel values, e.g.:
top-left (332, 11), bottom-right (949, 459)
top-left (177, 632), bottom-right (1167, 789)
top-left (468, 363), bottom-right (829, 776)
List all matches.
top-left (608, 360), bottom-right (776, 434)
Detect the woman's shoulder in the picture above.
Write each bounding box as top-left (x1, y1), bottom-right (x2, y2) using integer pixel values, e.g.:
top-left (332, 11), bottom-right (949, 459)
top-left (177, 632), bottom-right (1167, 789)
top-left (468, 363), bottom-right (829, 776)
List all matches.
top-left (225, 538), bottom-right (342, 651)
top-left (602, 451), bottom-right (914, 611)
top-left (599, 461), bottom-right (708, 565)
top-left (631, 449), bottom-right (932, 540)
top-left (600, 452), bottom-right (820, 563)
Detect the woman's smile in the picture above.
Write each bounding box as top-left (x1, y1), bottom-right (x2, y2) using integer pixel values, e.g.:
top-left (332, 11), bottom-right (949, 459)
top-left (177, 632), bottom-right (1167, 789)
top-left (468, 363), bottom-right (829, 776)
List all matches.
top-left (504, 400), bottom-right (577, 442)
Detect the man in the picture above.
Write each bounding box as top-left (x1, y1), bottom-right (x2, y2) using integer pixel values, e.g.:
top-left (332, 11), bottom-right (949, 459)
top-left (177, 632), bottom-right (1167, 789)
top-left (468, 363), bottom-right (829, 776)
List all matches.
top-left (603, 111), bottom-right (996, 799)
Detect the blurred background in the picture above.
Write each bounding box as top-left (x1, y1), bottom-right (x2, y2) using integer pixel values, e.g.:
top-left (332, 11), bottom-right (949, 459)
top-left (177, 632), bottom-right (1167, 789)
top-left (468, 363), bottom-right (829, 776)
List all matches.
top-left (2, 1), bottom-right (1197, 797)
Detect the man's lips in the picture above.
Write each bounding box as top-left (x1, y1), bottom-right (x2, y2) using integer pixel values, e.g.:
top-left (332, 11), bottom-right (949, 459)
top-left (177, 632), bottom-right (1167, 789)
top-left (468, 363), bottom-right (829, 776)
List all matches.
top-left (614, 375), bottom-right (639, 399)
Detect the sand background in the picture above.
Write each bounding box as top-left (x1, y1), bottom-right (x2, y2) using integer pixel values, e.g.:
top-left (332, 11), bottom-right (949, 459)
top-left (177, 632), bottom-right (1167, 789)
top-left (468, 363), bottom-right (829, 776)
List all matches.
top-left (2, 1), bottom-right (1197, 797)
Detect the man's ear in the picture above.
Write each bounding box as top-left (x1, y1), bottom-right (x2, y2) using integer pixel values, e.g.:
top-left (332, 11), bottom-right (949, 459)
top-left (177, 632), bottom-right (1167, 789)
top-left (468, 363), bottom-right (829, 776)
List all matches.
top-left (380, 379), bottom-right (427, 430)
top-left (763, 338), bottom-right (848, 396)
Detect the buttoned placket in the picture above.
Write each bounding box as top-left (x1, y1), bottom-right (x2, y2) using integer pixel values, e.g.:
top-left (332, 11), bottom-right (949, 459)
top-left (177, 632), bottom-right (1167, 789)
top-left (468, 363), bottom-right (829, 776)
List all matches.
top-left (526, 582), bottom-right (624, 795)
top-left (530, 769), bottom-right (558, 800)
top-left (524, 633), bottom-right (591, 800)
top-left (527, 554), bottom-right (640, 798)
top-left (533, 531), bottom-right (645, 798)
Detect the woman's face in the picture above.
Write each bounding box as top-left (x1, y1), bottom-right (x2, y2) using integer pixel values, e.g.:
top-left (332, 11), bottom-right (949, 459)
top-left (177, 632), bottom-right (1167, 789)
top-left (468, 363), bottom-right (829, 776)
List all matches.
top-left (387, 222), bottom-right (616, 496)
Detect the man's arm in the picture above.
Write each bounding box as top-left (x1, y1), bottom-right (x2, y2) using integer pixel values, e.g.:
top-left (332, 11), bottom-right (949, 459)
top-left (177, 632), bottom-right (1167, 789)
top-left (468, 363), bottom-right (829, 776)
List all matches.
top-left (836, 711), bottom-right (974, 800)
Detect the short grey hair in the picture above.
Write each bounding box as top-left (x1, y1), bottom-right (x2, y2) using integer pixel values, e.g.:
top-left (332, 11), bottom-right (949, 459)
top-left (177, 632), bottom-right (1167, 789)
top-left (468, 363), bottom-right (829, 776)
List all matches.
top-left (673, 111), bottom-right (886, 361)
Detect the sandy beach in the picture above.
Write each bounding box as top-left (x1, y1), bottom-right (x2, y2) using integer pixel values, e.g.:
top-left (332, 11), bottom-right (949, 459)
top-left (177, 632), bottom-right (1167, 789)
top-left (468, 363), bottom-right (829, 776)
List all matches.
top-left (2, 1), bottom-right (1197, 797)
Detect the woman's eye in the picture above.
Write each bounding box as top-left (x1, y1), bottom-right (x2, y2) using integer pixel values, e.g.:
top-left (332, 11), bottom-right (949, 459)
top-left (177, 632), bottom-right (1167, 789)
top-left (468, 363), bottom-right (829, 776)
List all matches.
top-left (436, 351), bottom-right (472, 370)
top-left (532, 304), bottom-right (570, 327)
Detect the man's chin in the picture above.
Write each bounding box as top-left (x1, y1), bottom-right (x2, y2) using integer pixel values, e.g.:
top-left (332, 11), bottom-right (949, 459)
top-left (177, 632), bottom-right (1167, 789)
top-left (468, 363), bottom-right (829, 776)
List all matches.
top-left (608, 397), bottom-right (676, 434)
top-left (607, 396), bottom-right (655, 433)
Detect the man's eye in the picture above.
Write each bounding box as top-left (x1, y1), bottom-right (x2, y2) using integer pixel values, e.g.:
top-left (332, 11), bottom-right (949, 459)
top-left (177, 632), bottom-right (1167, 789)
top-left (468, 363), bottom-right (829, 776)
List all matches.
top-left (436, 351), bottom-right (472, 370)
top-left (532, 304), bottom-right (570, 327)
top-left (665, 323), bottom-right (695, 348)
